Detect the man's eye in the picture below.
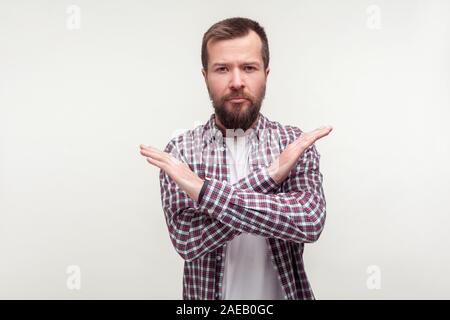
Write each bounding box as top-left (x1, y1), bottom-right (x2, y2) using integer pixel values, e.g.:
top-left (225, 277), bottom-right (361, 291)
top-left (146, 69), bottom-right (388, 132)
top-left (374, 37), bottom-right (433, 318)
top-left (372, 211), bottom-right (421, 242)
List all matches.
top-left (216, 67), bottom-right (227, 72)
top-left (244, 66), bottom-right (256, 72)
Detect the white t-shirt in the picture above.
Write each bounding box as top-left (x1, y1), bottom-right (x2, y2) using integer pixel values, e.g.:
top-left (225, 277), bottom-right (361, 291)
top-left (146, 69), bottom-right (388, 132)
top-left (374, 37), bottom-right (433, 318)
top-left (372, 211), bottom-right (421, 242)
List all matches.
top-left (221, 133), bottom-right (286, 300)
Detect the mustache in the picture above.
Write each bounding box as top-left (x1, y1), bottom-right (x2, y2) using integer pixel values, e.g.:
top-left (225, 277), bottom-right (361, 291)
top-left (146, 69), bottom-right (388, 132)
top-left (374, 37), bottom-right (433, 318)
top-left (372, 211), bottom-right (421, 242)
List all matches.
top-left (224, 92), bottom-right (253, 101)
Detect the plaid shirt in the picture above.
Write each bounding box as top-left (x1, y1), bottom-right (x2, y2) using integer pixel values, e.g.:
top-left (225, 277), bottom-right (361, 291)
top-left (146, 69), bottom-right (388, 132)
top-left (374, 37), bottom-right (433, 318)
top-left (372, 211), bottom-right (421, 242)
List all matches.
top-left (159, 112), bottom-right (326, 300)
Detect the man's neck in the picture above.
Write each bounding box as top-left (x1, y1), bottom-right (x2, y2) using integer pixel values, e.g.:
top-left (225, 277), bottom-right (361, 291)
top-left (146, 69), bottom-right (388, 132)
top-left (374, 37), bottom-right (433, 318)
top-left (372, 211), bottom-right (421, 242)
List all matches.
top-left (214, 113), bottom-right (259, 137)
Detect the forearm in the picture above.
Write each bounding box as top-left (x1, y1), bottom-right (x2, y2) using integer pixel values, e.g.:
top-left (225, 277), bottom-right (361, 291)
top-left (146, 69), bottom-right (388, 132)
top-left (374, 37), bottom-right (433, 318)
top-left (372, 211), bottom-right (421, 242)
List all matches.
top-left (198, 165), bottom-right (280, 204)
top-left (164, 205), bottom-right (241, 262)
top-left (197, 167), bottom-right (326, 243)
top-left (160, 168), bottom-right (243, 262)
top-left (232, 165), bottom-right (281, 194)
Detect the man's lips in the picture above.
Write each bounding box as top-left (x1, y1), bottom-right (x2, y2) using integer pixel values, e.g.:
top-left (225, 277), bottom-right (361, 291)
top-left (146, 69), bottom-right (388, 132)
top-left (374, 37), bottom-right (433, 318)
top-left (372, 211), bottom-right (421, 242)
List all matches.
top-left (227, 97), bottom-right (248, 102)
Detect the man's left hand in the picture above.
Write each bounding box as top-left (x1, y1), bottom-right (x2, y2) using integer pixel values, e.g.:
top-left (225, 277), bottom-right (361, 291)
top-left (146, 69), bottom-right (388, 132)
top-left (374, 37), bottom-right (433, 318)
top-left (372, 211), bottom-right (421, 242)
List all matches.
top-left (139, 144), bottom-right (204, 202)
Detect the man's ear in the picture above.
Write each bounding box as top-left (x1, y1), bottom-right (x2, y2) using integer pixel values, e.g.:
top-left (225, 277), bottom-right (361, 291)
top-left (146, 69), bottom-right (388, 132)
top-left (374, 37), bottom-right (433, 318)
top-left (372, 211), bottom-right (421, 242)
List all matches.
top-left (201, 68), bottom-right (207, 82)
top-left (265, 67), bottom-right (270, 78)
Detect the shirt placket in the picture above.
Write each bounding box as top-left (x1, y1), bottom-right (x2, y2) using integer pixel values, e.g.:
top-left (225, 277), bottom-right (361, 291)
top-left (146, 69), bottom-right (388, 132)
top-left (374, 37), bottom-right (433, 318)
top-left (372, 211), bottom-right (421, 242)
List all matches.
top-left (213, 134), bottom-right (228, 300)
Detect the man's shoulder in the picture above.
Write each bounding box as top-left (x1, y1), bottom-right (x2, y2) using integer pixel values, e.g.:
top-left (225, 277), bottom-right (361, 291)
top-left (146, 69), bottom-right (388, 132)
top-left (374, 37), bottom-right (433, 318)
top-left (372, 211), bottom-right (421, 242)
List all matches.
top-left (163, 124), bottom-right (205, 155)
top-left (262, 116), bottom-right (304, 145)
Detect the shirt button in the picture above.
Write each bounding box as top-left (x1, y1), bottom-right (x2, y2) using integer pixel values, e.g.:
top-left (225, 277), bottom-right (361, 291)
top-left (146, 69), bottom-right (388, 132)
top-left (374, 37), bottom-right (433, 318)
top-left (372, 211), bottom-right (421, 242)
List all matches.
top-left (216, 255), bottom-right (221, 261)
top-left (215, 293), bottom-right (220, 299)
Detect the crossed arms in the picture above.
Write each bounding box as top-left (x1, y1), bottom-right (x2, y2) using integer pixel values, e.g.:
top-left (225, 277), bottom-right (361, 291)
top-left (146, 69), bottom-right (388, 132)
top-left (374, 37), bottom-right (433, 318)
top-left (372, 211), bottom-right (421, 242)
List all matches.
top-left (157, 139), bottom-right (327, 262)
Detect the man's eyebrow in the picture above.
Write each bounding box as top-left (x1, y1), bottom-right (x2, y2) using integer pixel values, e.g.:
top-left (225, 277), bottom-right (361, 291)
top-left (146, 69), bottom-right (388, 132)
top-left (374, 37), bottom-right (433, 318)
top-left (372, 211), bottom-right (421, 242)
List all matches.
top-left (242, 61), bottom-right (261, 66)
top-left (211, 63), bottom-right (227, 68)
top-left (211, 61), bottom-right (261, 68)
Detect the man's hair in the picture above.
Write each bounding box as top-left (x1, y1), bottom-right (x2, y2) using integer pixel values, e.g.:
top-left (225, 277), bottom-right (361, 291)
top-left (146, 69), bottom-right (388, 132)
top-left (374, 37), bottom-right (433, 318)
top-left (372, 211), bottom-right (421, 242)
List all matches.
top-left (201, 17), bottom-right (270, 71)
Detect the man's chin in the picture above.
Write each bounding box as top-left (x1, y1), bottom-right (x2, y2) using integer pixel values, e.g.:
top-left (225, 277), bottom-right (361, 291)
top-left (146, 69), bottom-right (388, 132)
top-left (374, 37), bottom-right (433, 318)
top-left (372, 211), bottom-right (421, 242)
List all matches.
top-left (214, 100), bottom-right (260, 130)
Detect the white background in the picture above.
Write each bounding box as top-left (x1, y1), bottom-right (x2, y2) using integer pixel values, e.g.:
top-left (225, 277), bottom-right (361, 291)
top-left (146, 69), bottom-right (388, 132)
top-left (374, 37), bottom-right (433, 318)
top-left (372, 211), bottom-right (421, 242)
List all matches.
top-left (1, 0), bottom-right (449, 299)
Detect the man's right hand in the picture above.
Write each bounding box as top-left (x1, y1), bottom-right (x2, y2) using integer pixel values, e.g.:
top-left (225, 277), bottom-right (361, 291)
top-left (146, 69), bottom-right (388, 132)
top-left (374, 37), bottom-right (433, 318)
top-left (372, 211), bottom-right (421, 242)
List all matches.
top-left (268, 126), bottom-right (333, 185)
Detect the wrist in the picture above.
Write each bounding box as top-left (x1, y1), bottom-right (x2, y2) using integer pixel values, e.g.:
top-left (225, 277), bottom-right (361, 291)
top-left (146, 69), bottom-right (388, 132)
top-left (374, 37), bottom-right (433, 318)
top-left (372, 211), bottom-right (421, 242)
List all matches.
top-left (267, 163), bottom-right (281, 185)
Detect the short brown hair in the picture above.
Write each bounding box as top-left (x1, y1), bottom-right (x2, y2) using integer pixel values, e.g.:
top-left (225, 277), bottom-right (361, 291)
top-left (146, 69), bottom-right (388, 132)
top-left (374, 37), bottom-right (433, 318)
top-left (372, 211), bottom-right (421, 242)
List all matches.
top-left (201, 17), bottom-right (270, 71)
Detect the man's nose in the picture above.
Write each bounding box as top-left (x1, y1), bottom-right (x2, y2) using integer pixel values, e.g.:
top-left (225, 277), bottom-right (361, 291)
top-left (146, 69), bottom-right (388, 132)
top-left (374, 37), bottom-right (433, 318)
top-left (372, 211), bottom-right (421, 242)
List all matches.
top-left (229, 69), bottom-right (244, 90)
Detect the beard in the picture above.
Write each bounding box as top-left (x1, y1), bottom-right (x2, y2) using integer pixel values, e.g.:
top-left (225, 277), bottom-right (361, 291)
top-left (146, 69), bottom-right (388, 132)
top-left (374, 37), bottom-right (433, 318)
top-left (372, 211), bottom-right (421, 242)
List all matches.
top-left (208, 84), bottom-right (266, 132)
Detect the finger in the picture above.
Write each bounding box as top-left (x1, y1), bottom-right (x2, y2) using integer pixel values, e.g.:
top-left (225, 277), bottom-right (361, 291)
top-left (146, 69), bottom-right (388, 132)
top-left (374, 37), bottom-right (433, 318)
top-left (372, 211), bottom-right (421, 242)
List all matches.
top-left (140, 144), bottom-right (156, 152)
top-left (140, 149), bottom-right (164, 161)
top-left (313, 125), bottom-right (333, 133)
top-left (291, 126), bottom-right (331, 149)
top-left (146, 156), bottom-right (166, 170)
top-left (313, 126), bottom-right (333, 140)
top-left (140, 144), bottom-right (162, 152)
top-left (140, 144), bottom-right (155, 152)
top-left (140, 148), bottom-right (153, 157)
top-left (140, 148), bottom-right (168, 162)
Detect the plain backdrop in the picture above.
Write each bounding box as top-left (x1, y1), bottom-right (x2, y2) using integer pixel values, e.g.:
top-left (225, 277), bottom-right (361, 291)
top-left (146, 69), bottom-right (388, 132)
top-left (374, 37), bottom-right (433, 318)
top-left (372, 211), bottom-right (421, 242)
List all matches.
top-left (1, 0), bottom-right (449, 299)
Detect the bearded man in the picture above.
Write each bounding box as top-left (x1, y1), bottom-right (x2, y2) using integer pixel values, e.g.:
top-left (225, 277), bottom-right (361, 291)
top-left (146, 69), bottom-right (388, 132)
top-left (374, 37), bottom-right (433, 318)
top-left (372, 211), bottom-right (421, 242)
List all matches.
top-left (140, 17), bottom-right (332, 300)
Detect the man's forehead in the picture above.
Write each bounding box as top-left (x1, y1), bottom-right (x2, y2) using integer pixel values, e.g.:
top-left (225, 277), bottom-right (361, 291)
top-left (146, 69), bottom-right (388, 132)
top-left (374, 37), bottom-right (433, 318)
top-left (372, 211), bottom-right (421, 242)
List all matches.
top-left (207, 31), bottom-right (263, 64)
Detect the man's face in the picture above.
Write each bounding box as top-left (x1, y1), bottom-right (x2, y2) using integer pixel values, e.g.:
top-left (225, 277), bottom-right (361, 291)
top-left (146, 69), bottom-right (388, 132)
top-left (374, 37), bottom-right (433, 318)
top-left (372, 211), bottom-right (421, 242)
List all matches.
top-left (202, 30), bottom-right (270, 132)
